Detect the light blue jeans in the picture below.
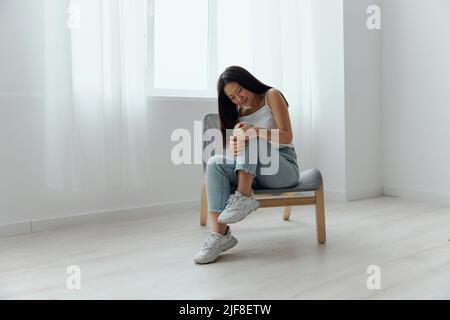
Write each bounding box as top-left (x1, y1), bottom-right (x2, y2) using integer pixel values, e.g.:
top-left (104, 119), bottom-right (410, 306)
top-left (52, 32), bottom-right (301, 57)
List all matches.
top-left (205, 138), bottom-right (300, 213)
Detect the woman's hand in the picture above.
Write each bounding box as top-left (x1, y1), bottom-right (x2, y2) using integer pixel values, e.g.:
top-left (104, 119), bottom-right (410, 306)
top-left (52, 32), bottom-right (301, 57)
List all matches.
top-left (230, 135), bottom-right (247, 157)
top-left (229, 122), bottom-right (257, 157)
top-left (232, 122), bottom-right (258, 141)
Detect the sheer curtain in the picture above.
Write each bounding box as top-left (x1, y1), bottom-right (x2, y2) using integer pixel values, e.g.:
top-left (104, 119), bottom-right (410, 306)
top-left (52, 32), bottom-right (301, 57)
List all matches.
top-left (218, 0), bottom-right (315, 168)
top-left (251, 0), bottom-right (314, 169)
top-left (44, 0), bottom-right (151, 191)
top-left (43, 0), bottom-right (314, 192)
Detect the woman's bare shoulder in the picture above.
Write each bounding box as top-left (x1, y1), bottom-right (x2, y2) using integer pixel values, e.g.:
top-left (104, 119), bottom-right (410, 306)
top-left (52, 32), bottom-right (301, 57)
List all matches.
top-left (266, 88), bottom-right (288, 110)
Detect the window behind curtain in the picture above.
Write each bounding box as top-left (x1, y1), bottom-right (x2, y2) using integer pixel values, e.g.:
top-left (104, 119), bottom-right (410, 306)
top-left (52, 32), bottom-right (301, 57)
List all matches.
top-left (147, 0), bottom-right (253, 98)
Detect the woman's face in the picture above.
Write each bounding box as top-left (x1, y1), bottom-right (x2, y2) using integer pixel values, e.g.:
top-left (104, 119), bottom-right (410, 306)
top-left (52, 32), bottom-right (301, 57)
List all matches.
top-left (224, 82), bottom-right (256, 108)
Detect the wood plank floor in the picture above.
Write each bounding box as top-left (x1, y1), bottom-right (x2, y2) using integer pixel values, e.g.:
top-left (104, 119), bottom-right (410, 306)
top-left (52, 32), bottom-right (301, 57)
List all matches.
top-left (0, 196), bottom-right (449, 300)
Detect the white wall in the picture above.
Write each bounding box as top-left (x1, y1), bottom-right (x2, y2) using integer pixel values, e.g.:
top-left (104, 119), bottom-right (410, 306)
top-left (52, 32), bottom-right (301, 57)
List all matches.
top-left (382, 0), bottom-right (450, 203)
top-left (310, 0), bottom-right (347, 200)
top-left (1, 0), bottom-right (45, 226)
top-left (0, 0), bottom-right (44, 93)
top-left (309, 0), bottom-right (384, 202)
top-left (344, 0), bottom-right (383, 200)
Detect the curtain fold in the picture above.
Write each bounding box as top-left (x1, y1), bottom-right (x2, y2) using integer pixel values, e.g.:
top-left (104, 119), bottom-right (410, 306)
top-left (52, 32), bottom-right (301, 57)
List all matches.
top-left (251, 0), bottom-right (315, 169)
top-left (44, 0), bottom-right (151, 191)
top-left (43, 0), bottom-right (314, 192)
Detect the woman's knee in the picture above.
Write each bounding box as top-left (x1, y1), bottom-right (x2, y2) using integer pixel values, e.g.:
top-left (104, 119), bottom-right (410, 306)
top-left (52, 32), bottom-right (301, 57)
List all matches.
top-left (206, 155), bottom-right (227, 168)
top-left (206, 155), bottom-right (231, 176)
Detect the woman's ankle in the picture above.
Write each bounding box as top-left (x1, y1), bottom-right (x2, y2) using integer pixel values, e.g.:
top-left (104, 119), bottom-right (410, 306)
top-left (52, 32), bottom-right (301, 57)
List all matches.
top-left (213, 225), bottom-right (228, 235)
top-left (237, 188), bottom-right (252, 197)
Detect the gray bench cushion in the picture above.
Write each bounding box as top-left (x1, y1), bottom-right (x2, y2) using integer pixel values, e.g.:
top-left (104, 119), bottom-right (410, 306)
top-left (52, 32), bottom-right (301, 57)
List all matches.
top-left (254, 168), bottom-right (323, 194)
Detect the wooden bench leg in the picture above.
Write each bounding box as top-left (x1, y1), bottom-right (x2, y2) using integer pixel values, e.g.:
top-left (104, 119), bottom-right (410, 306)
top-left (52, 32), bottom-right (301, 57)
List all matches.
top-left (282, 192), bottom-right (295, 221)
top-left (315, 183), bottom-right (326, 244)
top-left (283, 206), bottom-right (292, 221)
top-left (200, 181), bottom-right (208, 226)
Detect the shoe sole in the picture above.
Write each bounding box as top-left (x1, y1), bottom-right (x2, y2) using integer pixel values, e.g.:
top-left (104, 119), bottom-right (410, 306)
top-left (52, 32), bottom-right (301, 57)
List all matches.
top-left (194, 237), bottom-right (238, 265)
top-left (218, 202), bottom-right (261, 224)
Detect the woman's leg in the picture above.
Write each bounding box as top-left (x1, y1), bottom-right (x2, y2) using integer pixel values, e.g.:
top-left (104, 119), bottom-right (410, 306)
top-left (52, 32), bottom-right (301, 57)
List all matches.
top-left (196, 154), bottom-right (253, 264)
top-left (215, 142), bottom-right (261, 224)
top-left (255, 145), bottom-right (300, 189)
top-left (234, 139), bottom-right (259, 196)
top-left (210, 212), bottom-right (227, 235)
top-left (236, 171), bottom-right (254, 197)
top-left (205, 155), bottom-right (239, 234)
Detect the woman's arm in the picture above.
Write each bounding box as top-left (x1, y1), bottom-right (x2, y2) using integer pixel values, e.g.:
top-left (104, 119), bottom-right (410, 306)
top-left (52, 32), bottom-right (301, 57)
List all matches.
top-left (261, 88), bottom-right (293, 144)
top-left (235, 89), bottom-right (293, 145)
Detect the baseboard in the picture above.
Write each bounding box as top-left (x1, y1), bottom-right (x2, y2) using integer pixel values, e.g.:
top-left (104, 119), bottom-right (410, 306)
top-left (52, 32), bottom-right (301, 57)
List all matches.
top-left (0, 222), bottom-right (32, 238)
top-left (383, 186), bottom-right (450, 205)
top-left (0, 200), bottom-right (200, 238)
top-left (324, 189), bottom-right (347, 202)
top-left (346, 187), bottom-right (384, 201)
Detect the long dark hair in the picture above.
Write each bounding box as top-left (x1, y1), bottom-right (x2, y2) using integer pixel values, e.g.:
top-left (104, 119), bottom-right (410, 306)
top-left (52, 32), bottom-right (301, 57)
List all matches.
top-left (217, 66), bottom-right (289, 147)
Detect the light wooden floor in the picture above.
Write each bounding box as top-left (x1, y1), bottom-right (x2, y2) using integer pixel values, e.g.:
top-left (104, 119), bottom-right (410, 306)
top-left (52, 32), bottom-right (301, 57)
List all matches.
top-left (1, 196), bottom-right (449, 300)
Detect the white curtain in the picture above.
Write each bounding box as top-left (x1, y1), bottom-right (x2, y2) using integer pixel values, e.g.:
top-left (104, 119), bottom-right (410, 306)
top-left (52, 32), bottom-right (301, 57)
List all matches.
top-left (44, 0), bottom-right (151, 191)
top-left (251, 0), bottom-right (314, 169)
top-left (43, 0), bottom-right (314, 193)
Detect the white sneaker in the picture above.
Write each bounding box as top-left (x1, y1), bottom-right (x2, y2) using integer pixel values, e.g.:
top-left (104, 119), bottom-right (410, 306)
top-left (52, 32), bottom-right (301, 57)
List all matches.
top-left (194, 226), bottom-right (238, 264)
top-left (218, 191), bottom-right (261, 224)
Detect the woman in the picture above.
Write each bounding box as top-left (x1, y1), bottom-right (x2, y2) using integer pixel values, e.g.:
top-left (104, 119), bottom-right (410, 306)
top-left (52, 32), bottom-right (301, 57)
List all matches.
top-left (195, 66), bottom-right (300, 264)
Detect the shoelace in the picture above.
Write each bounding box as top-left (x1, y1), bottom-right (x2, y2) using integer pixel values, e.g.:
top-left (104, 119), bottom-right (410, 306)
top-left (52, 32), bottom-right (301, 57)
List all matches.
top-left (226, 192), bottom-right (254, 209)
top-left (225, 194), bottom-right (239, 208)
top-left (203, 233), bottom-right (221, 249)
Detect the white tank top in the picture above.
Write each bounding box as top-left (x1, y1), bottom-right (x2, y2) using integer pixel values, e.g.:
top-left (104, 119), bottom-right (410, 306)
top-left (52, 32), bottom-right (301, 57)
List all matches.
top-left (238, 93), bottom-right (295, 149)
